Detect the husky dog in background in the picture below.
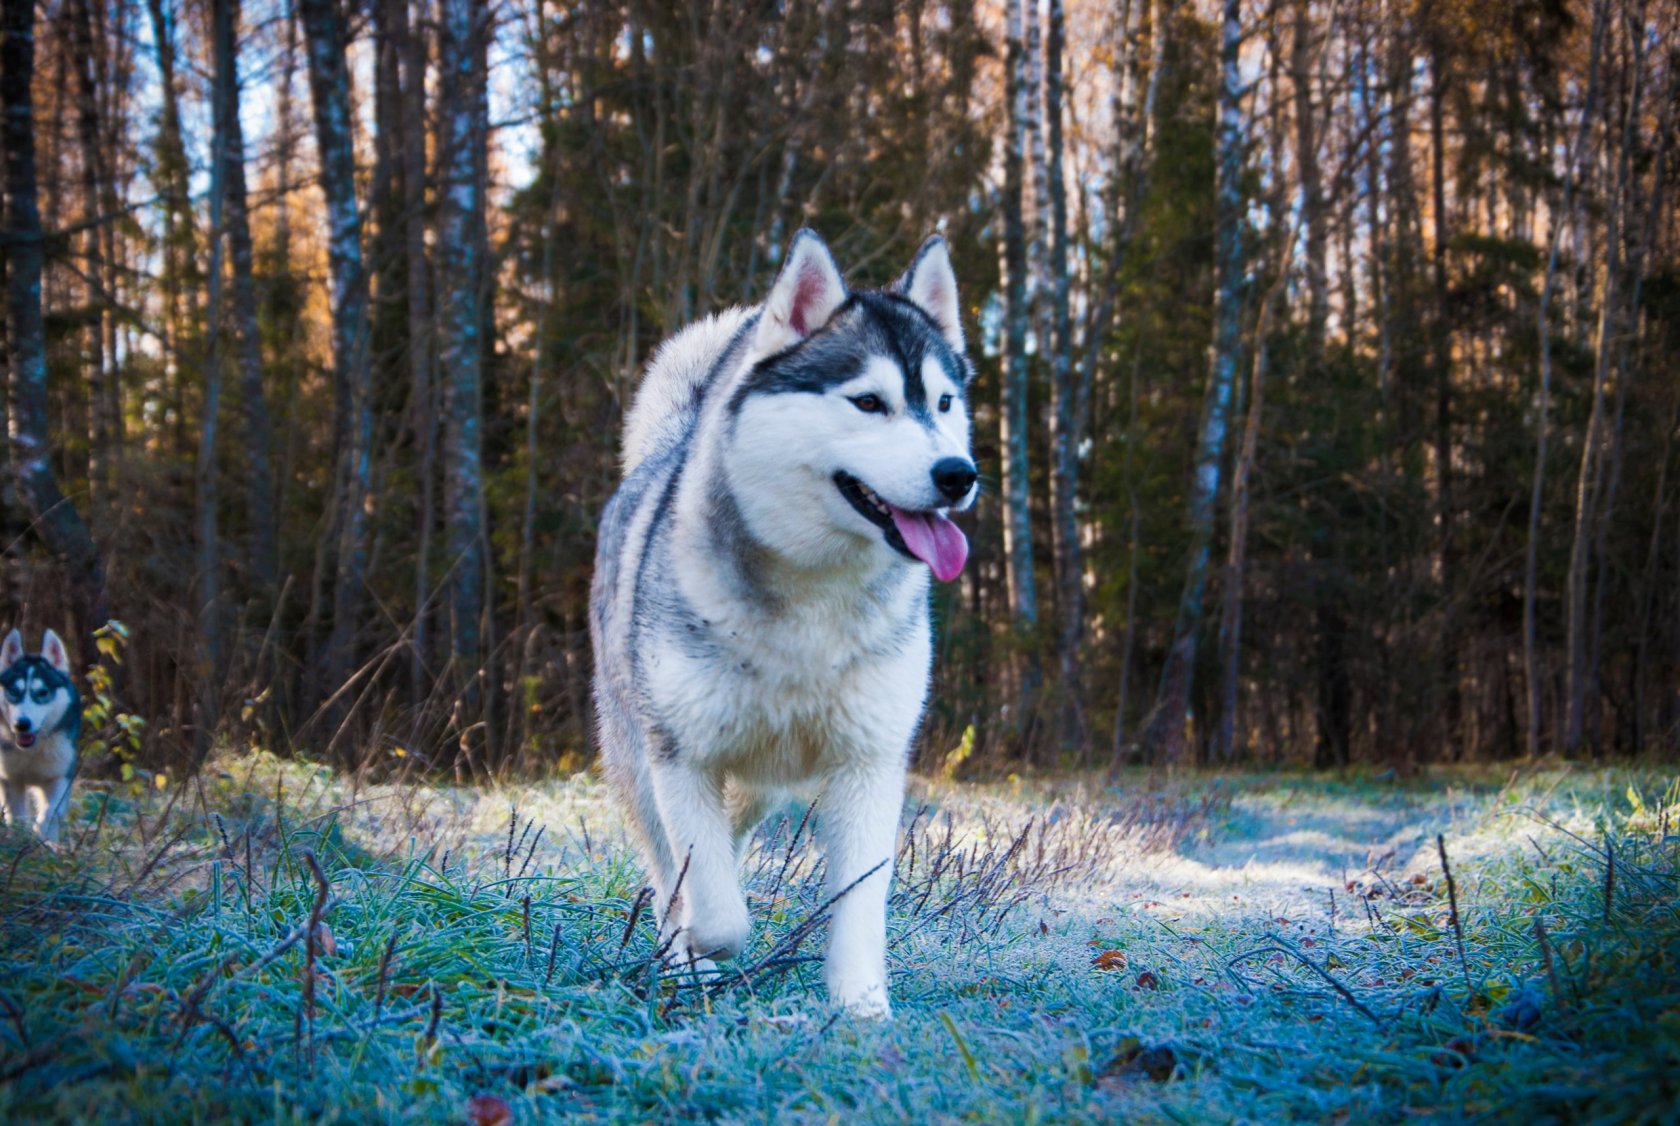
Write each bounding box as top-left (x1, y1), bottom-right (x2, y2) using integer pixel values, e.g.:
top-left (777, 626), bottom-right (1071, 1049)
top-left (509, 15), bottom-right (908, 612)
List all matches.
top-left (591, 230), bottom-right (977, 1016)
top-left (0, 629), bottom-right (82, 843)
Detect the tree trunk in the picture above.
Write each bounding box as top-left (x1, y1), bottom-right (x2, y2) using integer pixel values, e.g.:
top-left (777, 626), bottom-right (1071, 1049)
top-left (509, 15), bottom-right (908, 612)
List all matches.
top-left (299, 0), bottom-right (374, 730)
top-left (1428, 18), bottom-right (1459, 758)
top-left (1044, 0), bottom-right (1083, 758)
top-left (1521, 0), bottom-right (1604, 761)
top-left (1217, 271), bottom-right (1280, 764)
top-left (2, 0), bottom-right (109, 659)
top-left (1143, 0), bottom-right (1244, 766)
top-left (1564, 0), bottom-right (1636, 756)
top-left (144, 0), bottom-right (198, 467)
top-left (1000, 0), bottom-right (1041, 740)
top-left (213, 0), bottom-right (279, 592)
top-left (437, 0), bottom-right (487, 699)
top-left (67, 0), bottom-right (110, 511)
top-left (195, 0), bottom-right (237, 764)
top-left (402, 0), bottom-right (436, 712)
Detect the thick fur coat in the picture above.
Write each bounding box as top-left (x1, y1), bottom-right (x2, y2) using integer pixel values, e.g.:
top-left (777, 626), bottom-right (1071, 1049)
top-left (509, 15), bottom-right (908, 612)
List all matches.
top-left (590, 232), bottom-right (976, 1015)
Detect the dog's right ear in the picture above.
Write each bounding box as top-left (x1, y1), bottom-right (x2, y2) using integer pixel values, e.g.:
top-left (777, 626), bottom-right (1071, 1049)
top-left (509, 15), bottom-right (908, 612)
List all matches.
top-left (1, 630), bottom-right (21, 668)
top-left (755, 229), bottom-right (847, 356)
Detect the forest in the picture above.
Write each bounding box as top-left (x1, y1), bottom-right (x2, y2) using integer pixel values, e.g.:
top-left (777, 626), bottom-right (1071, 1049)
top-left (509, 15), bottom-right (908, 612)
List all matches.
top-left (2, 0), bottom-right (1677, 776)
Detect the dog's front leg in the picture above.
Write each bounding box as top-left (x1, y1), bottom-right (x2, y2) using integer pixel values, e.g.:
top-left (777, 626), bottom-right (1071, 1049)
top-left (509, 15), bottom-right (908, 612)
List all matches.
top-left (36, 777), bottom-right (71, 843)
top-left (817, 759), bottom-right (905, 1018)
top-left (1, 782), bottom-right (28, 834)
top-left (649, 761), bottom-right (751, 965)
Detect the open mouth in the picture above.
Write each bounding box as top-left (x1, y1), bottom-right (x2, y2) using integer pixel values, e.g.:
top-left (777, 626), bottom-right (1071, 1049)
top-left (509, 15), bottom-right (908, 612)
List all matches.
top-left (13, 732), bottom-right (35, 749)
top-left (833, 471), bottom-right (970, 582)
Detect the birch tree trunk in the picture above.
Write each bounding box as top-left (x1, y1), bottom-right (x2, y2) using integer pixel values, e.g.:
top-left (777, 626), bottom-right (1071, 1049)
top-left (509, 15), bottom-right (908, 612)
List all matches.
top-left (436, 0), bottom-right (488, 694)
top-left (1143, 0), bottom-right (1244, 766)
top-left (1044, 0), bottom-right (1084, 757)
top-left (2, 0), bottom-right (109, 657)
top-left (299, 0), bottom-right (374, 721)
top-left (1001, 0), bottom-right (1041, 738)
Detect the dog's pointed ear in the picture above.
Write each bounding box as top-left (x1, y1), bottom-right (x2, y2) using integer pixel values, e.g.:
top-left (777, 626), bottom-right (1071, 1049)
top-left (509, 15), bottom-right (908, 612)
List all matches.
top-left (894, 235), bottom-right (964, 351)
top-left (1, 630), bottom-right (21, 668)
top-left (756, 229), bottom-right (847, 355)
top-left (40, 629), bottom-right (69, 674)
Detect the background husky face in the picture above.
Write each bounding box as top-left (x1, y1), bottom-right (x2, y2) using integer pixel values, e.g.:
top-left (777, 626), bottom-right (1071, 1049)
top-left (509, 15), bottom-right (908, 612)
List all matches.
top-left (726, 236), bottom-right (977, 579)
top-left (0, 629), bottom-right (75, 750)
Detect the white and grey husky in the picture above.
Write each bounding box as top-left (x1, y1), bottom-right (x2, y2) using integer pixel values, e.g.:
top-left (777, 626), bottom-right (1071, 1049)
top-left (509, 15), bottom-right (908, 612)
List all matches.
top-left (591, 231), bottom-right (976, 1016)
top-left (0, 629), bottom-right (82, 842)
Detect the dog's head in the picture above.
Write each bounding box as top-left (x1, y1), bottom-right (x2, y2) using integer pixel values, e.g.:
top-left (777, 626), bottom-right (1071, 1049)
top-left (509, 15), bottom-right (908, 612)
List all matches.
top-left (1, 629), bottom-right (75, 749)
top-left (726, 231), bottom-right (976, 581)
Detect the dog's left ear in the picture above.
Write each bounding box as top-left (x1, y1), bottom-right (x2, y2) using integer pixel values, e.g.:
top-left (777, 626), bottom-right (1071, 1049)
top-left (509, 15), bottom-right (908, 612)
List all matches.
top-left (1, 630), bottom-right (21, 668)
top-left (40, 629), bottom-right (69, 674)
top-left (894, 235), bottom-right (964, 352)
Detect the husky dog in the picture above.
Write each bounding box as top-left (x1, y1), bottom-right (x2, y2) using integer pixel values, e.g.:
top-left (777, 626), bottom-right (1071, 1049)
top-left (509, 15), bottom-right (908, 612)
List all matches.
top-left (0, 629), bottom-right (82, 843)
top-left (591, 231), bottom-right (976, 1016)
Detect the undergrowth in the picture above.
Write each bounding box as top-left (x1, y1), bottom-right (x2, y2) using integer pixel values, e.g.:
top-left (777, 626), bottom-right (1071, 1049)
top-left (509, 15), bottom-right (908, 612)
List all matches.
top-left (0, 760), bottom-right (1675, 1124)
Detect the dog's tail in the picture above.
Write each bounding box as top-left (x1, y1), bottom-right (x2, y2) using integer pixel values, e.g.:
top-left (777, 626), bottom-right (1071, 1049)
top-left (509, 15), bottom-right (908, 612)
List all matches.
top-left (621, 307), bottom-right (752, 474)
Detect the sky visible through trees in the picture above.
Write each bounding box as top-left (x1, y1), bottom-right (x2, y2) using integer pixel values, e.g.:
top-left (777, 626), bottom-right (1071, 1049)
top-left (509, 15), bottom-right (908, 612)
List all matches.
top-left (1, 0), bottom-right (1676, 774)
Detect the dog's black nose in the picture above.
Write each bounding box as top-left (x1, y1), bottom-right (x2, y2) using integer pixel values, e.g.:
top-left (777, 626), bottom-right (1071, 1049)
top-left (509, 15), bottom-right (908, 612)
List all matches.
top-left (931, 458), bottom-right (977, 503)
top-left (13, 717), bottom-right (31, 733)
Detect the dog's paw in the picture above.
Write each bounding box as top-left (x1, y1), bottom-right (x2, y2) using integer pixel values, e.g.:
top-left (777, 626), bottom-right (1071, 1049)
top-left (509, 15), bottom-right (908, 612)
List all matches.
top-left (665, 943), bottom-right (719, 976)
top-left (684, 899), bottom-right (752, 961)
top-left (826, 968), bottom-right (893, 1019)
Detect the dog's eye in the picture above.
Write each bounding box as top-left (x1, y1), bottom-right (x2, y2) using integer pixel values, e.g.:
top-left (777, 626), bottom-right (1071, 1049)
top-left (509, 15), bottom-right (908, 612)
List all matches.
top-left (851, 394), bottom-right (886, 414)
top-left (938, 394), bottom-right (953, 413)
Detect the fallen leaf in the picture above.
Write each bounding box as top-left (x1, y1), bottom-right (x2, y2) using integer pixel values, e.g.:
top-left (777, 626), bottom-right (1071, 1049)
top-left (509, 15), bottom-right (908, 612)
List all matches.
top-left (467, 1093), bottom-right (513, 1126)
top-left (312, 922), bottom-right (337, 958)
top-left (1135, 971), bottom-right (1159, 990)
top-left (1092, 950), bottom-right (1128, 972)
top-left (1430, 1036), bottom-right (1477, 1069)
top-left (1097, 1042), bottom-right (1180, 1088)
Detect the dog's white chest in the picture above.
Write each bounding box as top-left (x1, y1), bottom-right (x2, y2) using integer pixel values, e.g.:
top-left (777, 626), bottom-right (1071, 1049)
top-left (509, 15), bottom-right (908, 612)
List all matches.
top-left (649, 595), bottom-right (930, 781)
top-left (0, 731), bottom-right (76, 784)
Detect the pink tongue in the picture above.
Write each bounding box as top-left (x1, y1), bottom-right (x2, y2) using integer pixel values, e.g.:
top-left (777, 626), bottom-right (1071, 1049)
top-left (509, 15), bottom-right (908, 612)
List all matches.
top-left (888, 506), bottom-right (969, 582)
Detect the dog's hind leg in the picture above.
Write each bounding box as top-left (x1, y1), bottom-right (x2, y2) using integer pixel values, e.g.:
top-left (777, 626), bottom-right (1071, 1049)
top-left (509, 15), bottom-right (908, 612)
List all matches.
top-left (599, 706), bottom-right (683, 930)
top-left (649, 758), bottom-right (751, 964)
top-left (816, 758), bottom-right (906, 1018)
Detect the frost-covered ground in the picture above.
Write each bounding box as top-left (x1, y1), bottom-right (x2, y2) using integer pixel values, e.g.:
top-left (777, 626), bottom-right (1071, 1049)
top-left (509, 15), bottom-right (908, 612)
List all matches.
top-left (1, 759), bottom-right (1676, 1123)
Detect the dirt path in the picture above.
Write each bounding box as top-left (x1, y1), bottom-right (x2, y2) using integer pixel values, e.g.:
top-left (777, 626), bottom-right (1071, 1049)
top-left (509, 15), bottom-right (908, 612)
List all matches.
top-left (1096, 784), bottom-right (1479, 926)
